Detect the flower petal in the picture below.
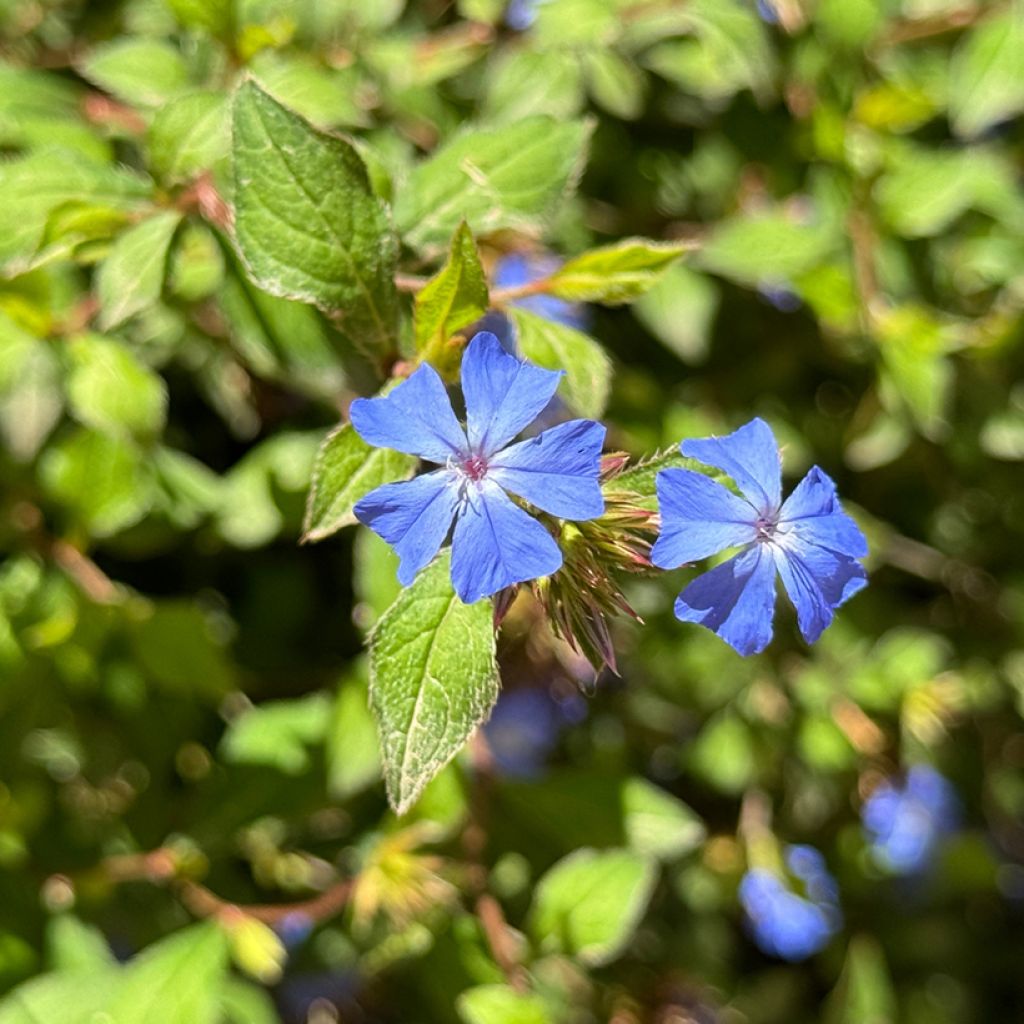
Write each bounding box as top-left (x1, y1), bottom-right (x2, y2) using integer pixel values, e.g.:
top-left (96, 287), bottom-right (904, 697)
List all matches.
top-left (651, 468), bottom-right (758, 568)
top-left (354, 471), bottom-right (460, 586)
top-left (779, 466), bottom-right (868, 558)
top-left (350, 363), bottom-right (466, 463)
top-left (462, 331), bottom-right (562, 455)
top-left (488, 419), bottom-right (605, 519)
top-left (673, 544), bottom-right (777, 656)
top-left (772, 538), bottom-right (867, 644)
top-left (450, 479), bottom-right (562, 603)
top-left (680, 417), bottom-right (782, 512)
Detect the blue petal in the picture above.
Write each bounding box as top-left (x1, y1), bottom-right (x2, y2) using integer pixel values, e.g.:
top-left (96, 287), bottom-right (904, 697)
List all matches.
top-left (450, 479), bottom-right (562, 603)
top-left (772, 538), bottom-right (867, 644)
top-left (779, 466), bottom-right (868, 558)
top-left (680, 417), bottom-right (782, 513)
top-left (354, 471), bottom-right (459, 586)
top-left (461, 332), bottom-right (562, 455)
top-left (350, 363), bottom-right (466, 463)
top-left (651, 468), bottom-right (758, 568)
top-left (488, 419), bottom-right (605, 519)
top-left (673, 544), bottom-right (777, 656)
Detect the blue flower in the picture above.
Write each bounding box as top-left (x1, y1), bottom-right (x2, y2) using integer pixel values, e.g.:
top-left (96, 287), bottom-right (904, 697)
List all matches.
top-left (484, 688), bottom-right (563, 779)
top-left (739, 845), bottom-right (842, 961)
top-left (862, 765), bottom-right (959, 875)
top-left (652, 418), bottom-right (868, 655)
top-left (351, 332), bottom-right (605, 604)
top-left (494, 252), bottom-right (589, 331)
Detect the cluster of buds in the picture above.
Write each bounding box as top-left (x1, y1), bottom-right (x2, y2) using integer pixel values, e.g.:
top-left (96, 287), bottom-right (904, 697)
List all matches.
top-left (530, 454), bottom-right (659, 674)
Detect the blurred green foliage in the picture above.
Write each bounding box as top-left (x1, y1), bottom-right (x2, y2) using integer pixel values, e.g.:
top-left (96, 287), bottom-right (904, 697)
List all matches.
top-left (0, 0), bottom-right (1023, 1022)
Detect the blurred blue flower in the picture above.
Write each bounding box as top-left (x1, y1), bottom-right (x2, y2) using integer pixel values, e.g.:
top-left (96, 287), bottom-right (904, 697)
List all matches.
top-left (352, 332), bottom-right (605, 604)
top-left (484, 688), bottom-right (563, 778)
top-left (504, 0), bottom-right (548, 32)
top-left (739, 845), bottom-right (842, 961)
top-left (862, 765), bottom-right (959, 875)
top-left (494, 252), bottom-right (589, 331)
top-left (652, 418), bottom-right (868, 655)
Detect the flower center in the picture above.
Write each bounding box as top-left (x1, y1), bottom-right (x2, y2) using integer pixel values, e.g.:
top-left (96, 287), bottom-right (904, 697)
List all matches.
top-left (754, 513), bottom-right (778, 541)
top-left (460, 453), bottom-right (489, 482)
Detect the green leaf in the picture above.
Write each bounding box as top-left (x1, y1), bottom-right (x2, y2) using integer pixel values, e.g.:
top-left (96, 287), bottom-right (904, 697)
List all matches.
top-left (547, 238), bottom-right (688, 304)
top-left (129, 600), bottom-right (235, 699)
top-left (231, 80), bottom-right (400, 356)
top-left (216, 431), bottom-right (321, 548)
top-left (78, 38), bottom-right (192, 108)
top-left (394, 116), bottom-right (593, 253)
top-left (218, 261), bottom-right (345, 398)
top-left (328, 665), bottom-right (382, 799)
top-left (0, 313), bottom-right (63, 462)
top-left (369, 551), bottom-right (498, 815)
top-left (0, 969), bottom-right (119, 1024)
top-left (698, 211), bottom-right (836, 287)
top-left (583, 50), bottom-right (646, 121)
top-left (414, 221), bottom-right (489, 355)
top-left (0, 151), bottom-right (150, 275)
top-left (303, 422), bottom-right (416, 542)
top-left (40, 428), bottom-right (154, 537)
top-left (510, 308), bottom-right (612, 418)
top-left (220, 693), bottom-right (330, 774)
top-left (248, 50), bottom-right (368, 129)
top-left (46, 916), bottom-right (114, 971)
top-left (66, 333), bottom-right (168, 439)
top-left (353, 527), bottom-right (403, 630)
top-left (218, 979), bottom-right (280, 1024)
top-left (824, 936), bottom-right (896, 1024)
top-left (483, 49), bottom-right (585, 123)
top-left (949, 10), bottom-right (1024, 138)
top-left (689, 712), bottom-right (757, 795)
top-left (529, 848), bottom-right (656, 966)
top-left (457, 985), bottom-right (554, 1024)
top-left (96, 211), bottom-right (181, 329)
top-left (634, 263), bottom-right (719, 364)
top-left (165, 0), bottom-right (233, 36)
top-left (621, 777), bottom-right (706, 862)
top-left (109, 923), bottom-right (229, 1024)
top-left (148, 91), bottom-right (230, 185)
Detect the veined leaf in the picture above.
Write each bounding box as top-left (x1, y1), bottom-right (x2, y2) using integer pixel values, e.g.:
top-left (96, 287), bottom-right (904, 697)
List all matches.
top-left (148, 91), bottom-right (229, 185)
top-left (511, 308), bottom-right (612, 418)
top-left (231, 80), bottom-right (399, 357)
top-left (369, 552), bottom-right (498, 814)
top-left (394, 116), bottom-right (593, 253)
top-left (303, 422), bottom-right (416, 542)
top-left (414, 221), bottom-right (489, 356)
top-left (949, 10), bottom-right (1024, 139)
top-left (79, 38), bottom-right (192, 108)
top-left (96, 211), bottom-right (182, 329)
top-left (529, 848), bottom-right (656, 967)
top-left (547, 238), bottom-right (689, 304)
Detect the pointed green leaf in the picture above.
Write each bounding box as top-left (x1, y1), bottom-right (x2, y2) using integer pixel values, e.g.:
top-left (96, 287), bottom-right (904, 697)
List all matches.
top-left (96, 211), bottom-right (182, 330)
top-left (529, 848), bottom-right (656, 967)
top-left (66, 333), bottom-right (168, 438)
top-left (109, 923), bottom-right (229, 1024)
top-left (369, 552), bottom-right (498, 815)
top-left (510, 308), bottom-right (611, 418)
top-left (547, 238), bottom-right (689, 304)
top-left (231, 80), bottom-right (399, 356)
top-left (79, 38), bottom-right (192, 108)
top-left (220, 693), bottom-right (330, 774)
top-left (458, 985), bottom-right (554, 1024)
top-left (148, 91), bottom-right (229, 185)
top-left (394, 116), bottom-right (593, 253)
top-left (414, 222), bottom-right (489, 354)
top-left (824, 936), bottom-right (896, 1024)
top-left (950, 11), bottom-right (1024, 139)
top-left (303, 422), bottom-right (416, 542)
top-left (0, 151), bottom-right (150, 275)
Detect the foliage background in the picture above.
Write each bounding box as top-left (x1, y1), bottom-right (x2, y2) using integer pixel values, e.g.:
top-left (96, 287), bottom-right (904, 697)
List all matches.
top-left (1, 0), bottom-right (1023, 1021)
